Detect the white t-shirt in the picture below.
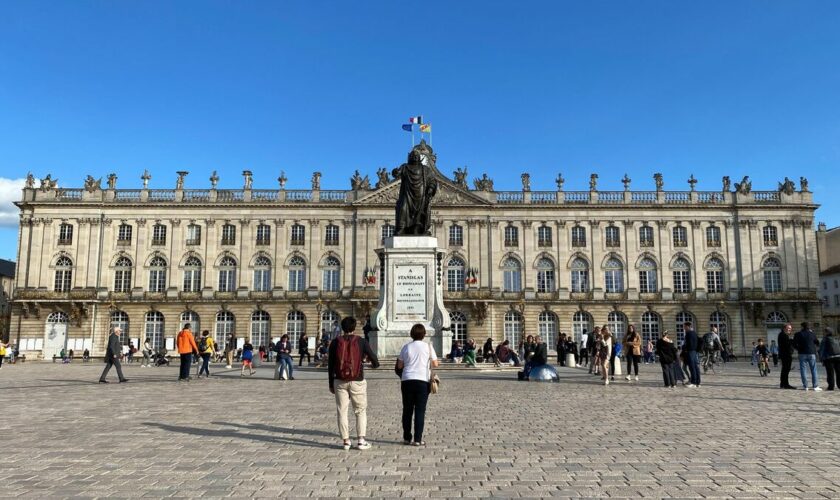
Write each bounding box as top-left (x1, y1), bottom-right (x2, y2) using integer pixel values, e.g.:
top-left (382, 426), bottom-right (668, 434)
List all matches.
top-left (398, 340), bottom-right (438, 382)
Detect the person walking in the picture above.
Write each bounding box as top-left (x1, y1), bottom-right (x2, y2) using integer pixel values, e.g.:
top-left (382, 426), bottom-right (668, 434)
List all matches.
top-left (819, 327), bottom-right (840, 391)
top-left (275, 334), bottom-right (294, 380)
top-left (298, 333), bottom-right (311, 366)
top-left (579, 332), bottom-right (589, 367)
top-left (599, 327), bottom-right (613, 385)
top-left (770, 340), bottom-right (779, 367)
top-left (141, 337), bottom-right (153, 367)
top-left (778, 323), bottom-right (796, 389)
top-left (197, 330), bottom-right (215, 378)
top-left (99, 327), bottom-right (128, 384)
top-left (176, 323), bottom-right (199, 382)
top-left (623, 325), bottom-right (642, 381)
top-left (683, 321), bottom-right (701, 387)
top-left (396, 324), bottom-right (439, 446)
top-left (328, 316), bottom-right (380, 450)
top-left (241, 339), bottom-right (256, 376)
top-left (794, 322), bottom-right (821, 391)
top-left (655, 331), bottom-right (678, 388)
top-left (225, 332), bottom-right (237, 369)
top-left (588, 327), bottom-right (601, 374)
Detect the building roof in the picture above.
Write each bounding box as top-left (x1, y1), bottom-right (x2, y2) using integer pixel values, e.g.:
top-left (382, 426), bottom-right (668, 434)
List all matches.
top-left (821, 264), bottom-right (840, 277)
top-left (0, 259), bottom-right (15, 278)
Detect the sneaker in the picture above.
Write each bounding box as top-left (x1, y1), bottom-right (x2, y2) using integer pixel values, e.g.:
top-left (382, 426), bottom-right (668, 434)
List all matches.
top-left (226, 365), bottom-right (232, 369)
top-left (686, 384), bottom-right (696, 388)
top-left (802, 387), bottom-right (810, 391)
top-left (357, 441), bottom-right (371, 450)
top-left (603, 379), bottom-right (609, 385)
top-left (625, 375), bottom-right (631, 381)
top-left (342, 441), bottom-right (351, 451)
top-left (813, 387), bottom-right (823, 392)
top-left (634, 376), bottom-right (639, 381)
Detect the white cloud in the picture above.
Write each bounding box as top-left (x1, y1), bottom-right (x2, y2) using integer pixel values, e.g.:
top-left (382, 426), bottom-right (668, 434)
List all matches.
top-left (0, 177), bottom-right (26, 228)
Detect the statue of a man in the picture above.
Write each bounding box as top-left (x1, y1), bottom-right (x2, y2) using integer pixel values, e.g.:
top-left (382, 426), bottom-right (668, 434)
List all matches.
top-left (392, 140), bottom-right (438, 236)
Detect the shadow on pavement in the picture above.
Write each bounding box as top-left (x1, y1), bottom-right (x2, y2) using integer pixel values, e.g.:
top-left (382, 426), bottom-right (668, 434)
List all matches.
top-left (142, 421), bottom-right (338, 450)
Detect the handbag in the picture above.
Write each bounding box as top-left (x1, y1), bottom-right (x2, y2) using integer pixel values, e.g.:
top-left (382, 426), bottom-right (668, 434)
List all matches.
top-left (394, 359), bottom-right (403, 377)
top-left (428, 343), bottom-right (440, 394)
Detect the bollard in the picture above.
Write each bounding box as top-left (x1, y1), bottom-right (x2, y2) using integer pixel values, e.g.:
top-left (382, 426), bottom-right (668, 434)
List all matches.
top-left (612, 357), bottom-right (622, 376)
top-left (565, 352), bottom-right (576, 368)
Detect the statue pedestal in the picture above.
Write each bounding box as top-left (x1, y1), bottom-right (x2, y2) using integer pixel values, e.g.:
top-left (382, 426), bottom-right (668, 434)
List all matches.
top-left (370, 236), bottom-right (451, 357)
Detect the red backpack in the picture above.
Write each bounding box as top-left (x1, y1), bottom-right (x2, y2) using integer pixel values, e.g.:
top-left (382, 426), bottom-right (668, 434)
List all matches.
top-left (337, 335), bottom-right (362, 380)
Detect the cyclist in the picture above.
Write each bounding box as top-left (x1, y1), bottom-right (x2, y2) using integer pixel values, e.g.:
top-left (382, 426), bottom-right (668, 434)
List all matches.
top-left (756, 338), bottom-right (771, 375)
top-left (701, 326), bottom-right (724, 372)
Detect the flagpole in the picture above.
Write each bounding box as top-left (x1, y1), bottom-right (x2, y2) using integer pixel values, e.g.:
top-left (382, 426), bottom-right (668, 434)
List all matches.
top-left (430, 126), bottom-right (433, 147)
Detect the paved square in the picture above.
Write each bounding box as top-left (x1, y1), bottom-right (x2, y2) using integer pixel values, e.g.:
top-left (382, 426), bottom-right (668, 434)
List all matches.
top-left (2, 360), bottom-right (839, 498)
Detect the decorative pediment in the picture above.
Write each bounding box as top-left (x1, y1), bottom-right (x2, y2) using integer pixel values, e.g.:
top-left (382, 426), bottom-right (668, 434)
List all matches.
top-left (353, 174), bottom-right (491, 206)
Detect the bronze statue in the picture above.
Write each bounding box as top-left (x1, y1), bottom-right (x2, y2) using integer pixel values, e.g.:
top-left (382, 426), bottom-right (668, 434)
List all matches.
top-left (392, 140), bottom-right (438, 236)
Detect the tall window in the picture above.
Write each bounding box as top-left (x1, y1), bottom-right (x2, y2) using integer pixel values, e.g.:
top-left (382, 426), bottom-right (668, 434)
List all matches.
top-left (504, 226), bottom-right (518, 247)
top-left (152, 224), bottom-right (167, 245)
top-left (145, 311), bottom-right (164, 349)
top-left (291, 224), bottom-right (305, 245)
top-left (286, 311), bottom-right (306, 350)
top-left (54, 256), bottom-right (73, 292)
top-left (117, 223), bottom-right (132, 244)
top-left (215, 311), bottom-right (235, 349)
top-left (605, 226), bottom-right (620, 247)
top-left (250, 311), bottom-right (270, 351)
top-left (183, 256), bottom-right (202, 292)
top-left (503, 311), bottom-right (523, 347)
top-left (571, 226), bottom-right (586, 247)
top-left (641, 311), bottom-right (661, 345)
top-left (288, 256), bottom-right (306, 291)
top-left (570, 258), bottom-right (589, 293)
top-left (672, 226), bottom-right (687, 247)
top-left (538, 226), bottom-right (552, 247)
top-left (218, 256), bottom-right (237, 292)
top-left (675, 311), bottom-right (694, 346)
top-left (502, 257), bottom-right (521, 292)
top-left (607, 311), bottom-right (626, 339)
top-left (324, 224), bottom-right (339, 246)
top-left (221, 224), bottom-right (236, 245)
top-left (449, 224), bottom-right (463, 246)
top-left (763, 225), bottom-right (778, 246)
top-left (186, 224), bottom-right (201, 245)
top-left (110, 310), bottom-right (130, 345)
top-left (256, 224), bottom-right (271, 245)
top-left (706, 226), bottom-right (721, 247)
top-left (572, 311), bottom-right (593, 343)
top-left (148, 256), bottom-right (167, 293)
top-left (450, 311), bottom-right (467, 344)
top-left (604, 258), bottom-right (624, 293)
top-left (536, 258), bottom-right (555, 293)
top-left (638, 226), bottom-right (654, 247)
top-left (113, 256), bottom-right (133, 293)
top-left (180, 311), bottom-right (200, 336)
top-left (381, 224), bottom-right (395, 243)
top-left (763, 257), bottom-right (782, 292)
top-left (58, 223), bottom-right (74, 244)
top-left (320, 310), bottom-right (340, 339)
top-left (253, 255), bottom-right (272, 292)
top-left (447, 257), bottom-right (466, 292)
top-left (538, 311), bottom-right (558, 349)
top-left (638, 258), bottom-right (658, 293)
top-left (710, 311), bottom-right (728, 341)
top-left (322, 256), bottom-right (341, 292)
top-left (672, 258), bottom-right (691, 293)
top-left (706, 258), bottom-right (725, 293)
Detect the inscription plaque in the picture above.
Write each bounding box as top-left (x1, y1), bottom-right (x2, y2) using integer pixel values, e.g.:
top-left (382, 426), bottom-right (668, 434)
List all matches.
top-left (394, 264), bottom-right (427, 320)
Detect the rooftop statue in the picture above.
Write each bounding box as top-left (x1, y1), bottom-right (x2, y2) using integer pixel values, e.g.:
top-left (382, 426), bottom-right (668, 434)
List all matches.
top-left (734, 176), bottom-right (751, 195)
top-left (375, 168), bottom-right (390, 189)
top-left (84, 175), bottom-right (102, 192)
top-left (25, 172), bottom-right (35, 189)
top-left (453, 166), bottom-right (468, 189)
top-left (392, 140), bottom-right (438, 236)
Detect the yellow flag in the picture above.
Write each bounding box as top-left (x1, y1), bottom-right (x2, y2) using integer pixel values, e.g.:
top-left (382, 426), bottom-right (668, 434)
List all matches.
top-left (420, 123), bottom-right (431, 133)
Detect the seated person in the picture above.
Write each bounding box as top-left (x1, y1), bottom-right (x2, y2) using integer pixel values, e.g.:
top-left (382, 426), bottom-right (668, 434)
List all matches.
top-left (495, 340), bottom-right (521, 366)
top-left (449, 341), bottom-right (464, 363)
top-left (521, 336), bottom-right (548, 380)
top-left (82, 348), bottom-right (90, 362)
top-left (463, 339), bottom-right (477, 366)
top-left (482, 338), bottom-right (496, 364)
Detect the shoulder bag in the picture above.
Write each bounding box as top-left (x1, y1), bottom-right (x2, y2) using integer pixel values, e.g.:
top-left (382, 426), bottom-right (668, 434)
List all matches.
top-left (428, 343), bottom-right (440, 394)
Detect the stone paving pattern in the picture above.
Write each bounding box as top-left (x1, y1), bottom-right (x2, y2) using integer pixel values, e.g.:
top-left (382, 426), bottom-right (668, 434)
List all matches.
top-left (2, 359), bottom-right (839, 498)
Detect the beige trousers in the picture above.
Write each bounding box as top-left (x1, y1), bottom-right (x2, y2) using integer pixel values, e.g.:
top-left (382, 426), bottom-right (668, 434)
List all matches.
top-left (334, 380), bottom-right (368, 440)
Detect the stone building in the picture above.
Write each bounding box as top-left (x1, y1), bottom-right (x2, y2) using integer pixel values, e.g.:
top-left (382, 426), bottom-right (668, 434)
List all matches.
top-left (10, 155), bottom-right (820, 358)
top-left (817, 223), bottom-right (840, 332)
top-left (0, 258), bottom-right (14, 342)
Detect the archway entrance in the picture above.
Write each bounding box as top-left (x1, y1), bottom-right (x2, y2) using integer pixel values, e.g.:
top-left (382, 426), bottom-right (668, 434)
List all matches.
top-left (44, 312), bottom-right (69, 359)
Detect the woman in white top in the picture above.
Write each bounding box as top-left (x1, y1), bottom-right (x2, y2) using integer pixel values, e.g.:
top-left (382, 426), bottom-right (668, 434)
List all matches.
top-left (396, 324), bottom-right (440, 446)
top-left (601, 325), bottom-right (614, 385)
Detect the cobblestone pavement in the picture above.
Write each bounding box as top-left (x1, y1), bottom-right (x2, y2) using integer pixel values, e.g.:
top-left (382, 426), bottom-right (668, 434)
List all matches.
top-left (2, 358), bottom-right (839, 499)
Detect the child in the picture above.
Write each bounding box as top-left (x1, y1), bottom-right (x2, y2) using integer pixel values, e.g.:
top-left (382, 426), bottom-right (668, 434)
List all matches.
top-left (240, 339), bottom-right (255, 376)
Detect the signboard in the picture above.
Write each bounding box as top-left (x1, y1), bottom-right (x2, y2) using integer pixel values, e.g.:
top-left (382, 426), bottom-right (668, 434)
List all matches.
top-left (394, 264), bottom-right (427, 320)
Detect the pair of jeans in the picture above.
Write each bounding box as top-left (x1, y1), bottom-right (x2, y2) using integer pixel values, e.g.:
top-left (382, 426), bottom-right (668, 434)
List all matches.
top-left (199, 353), bottom-right (211, 376)
top-left (780, 356), bottom-right (792, 387)
top-left (99, 357), bottom-right (126, 382)
top-left (278, 355), bottom-right (293, 378)
top-left (401, 379), bottom-right (430, 443)
top-left (334, 379), bottom-right (367, 440)
top-left (627, 355), bottom-right (640, 376)
top-left (824, 358), bottom-right (840, 390)
top-left (179, 354), bottom-right (192, 379)
top-left (299, 351), bottom-right (311, 366)
top-left (687, 351), bottom-right (701, 386)
top-left (660, 362), bottom-right (675, 387)
top-left (798, 354), bottom-right (818, 388)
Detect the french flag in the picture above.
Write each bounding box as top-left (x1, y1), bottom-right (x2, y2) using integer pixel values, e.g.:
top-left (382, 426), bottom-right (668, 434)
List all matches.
top-left (409, 116), bottom-right (423, 124)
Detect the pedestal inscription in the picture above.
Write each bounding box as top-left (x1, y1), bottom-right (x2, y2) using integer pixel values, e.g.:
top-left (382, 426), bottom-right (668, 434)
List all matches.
top-left (394, 265), bottom-right (427, 321)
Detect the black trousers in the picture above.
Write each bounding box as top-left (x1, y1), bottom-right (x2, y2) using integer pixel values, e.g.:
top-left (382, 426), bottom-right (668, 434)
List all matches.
top-left (825, 358), bottom-right (840, 390)
top-left (179, 354), bottom-right (192, 380)
top-left (401, 379), bottom-right (430, 443)
top-left (557, 349), bottom-right (565, 365)
top-left (99, 357), bottom-right (125, 382)
top-left (660, 362), bottom-right (675, 387)
top-left (627, 355), bottom-right (641, 376)
top-left (780, 356), bottom-right (792, 388)
top-left (299, 350), bottom-right (311, 366)
top-left (772, 354), bottom-right (779, 366)
top-left (609, 354), bottom-right (616, 376)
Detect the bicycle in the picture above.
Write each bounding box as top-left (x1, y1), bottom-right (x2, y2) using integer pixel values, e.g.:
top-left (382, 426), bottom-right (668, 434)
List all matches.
top-left (758, 355), bottom-right (770, 377)
top-left (701, 350), bottom-right (718, 374)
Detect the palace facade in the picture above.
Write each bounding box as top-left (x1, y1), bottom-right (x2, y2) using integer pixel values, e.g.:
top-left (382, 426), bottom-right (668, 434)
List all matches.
top-left (10, 158), bottom-right (820, 358)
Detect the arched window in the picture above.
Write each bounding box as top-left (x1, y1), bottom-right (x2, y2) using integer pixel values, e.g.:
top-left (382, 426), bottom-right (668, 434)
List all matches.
top-left (286, 311), bottom-right (306, 350)
top-left (183, 256), bottom-right (203, 292)
top-left (538, 311), bottom-right (558, 349)
top-left (705, 258), bottom-right (725, 293)
top-left (450, 311), bottom-right (467, 344)
top-left (763, 258), bottom-right (782, 292)
top-left (641, 311), bottom-right (661, 345)
top-left (320, 310), bottom-right (341, 340)
top-left (607, 311), bottom-right (626, 339)
top-left (250, 311), bottom-right (270, 351)
top-left (288, 256), bottom-right (307, 292)
top-left (180, 311), bottom-right (200, 336)
top-left (536, 258), bottom-right (555, 293)
top-left (322, 256), bottom-right (341, 292)
top-left (253, 255), bottom-right (272, 292)
top-left (447, 257), bottom-right (465, 292)
top-left (672, 258), bottom-right (691, 294)
top-left (215, 311), bottom-right (235, 348)
top-left (604, 258), bottom-right (624, 293)
top-left (502, 257), bottom-right (522, 292)
top-left (503, 311), bottom-right (523, 347)
top-left (572, 311), bottom-right (593, 343)
top-left (766, 311), bottom-right (788, 325)
top-left (449, 224), bottom-right (463, 246)
top-left (144, 311), bottom-right (165, 349)
top-left (110, 310), bottom-right (130, 345)
top-left (639, 258), bottom-right (658, 293)
top-left (54, 256), bottom-right (73, 292)
top-left (218, 256), bottom-right (237, 292)
top-left (570, 258), bottom-right (589, 293)
top-left (113, 257), bottom-right (133, 293)
top-left (706, 226), bottom-right (721, 247)
top-left (710, 311), bottom-right (728, 341)
top-left (148, 256), bottom-right (167, 293)
top-left (675, 311), bottom-right (694, 347)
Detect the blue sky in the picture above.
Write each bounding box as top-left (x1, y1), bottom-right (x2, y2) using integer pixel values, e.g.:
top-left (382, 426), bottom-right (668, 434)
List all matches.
top-left (1, 0), bottom-right (839, 261)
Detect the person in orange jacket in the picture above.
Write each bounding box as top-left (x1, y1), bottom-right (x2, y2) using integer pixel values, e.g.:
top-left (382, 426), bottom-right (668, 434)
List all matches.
top-left (176, 323), bottom-right (199, 381)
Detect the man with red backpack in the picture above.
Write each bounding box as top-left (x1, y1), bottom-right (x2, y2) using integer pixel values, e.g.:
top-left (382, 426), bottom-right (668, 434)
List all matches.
top-left (328, 316), bottom-right (380, 450)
